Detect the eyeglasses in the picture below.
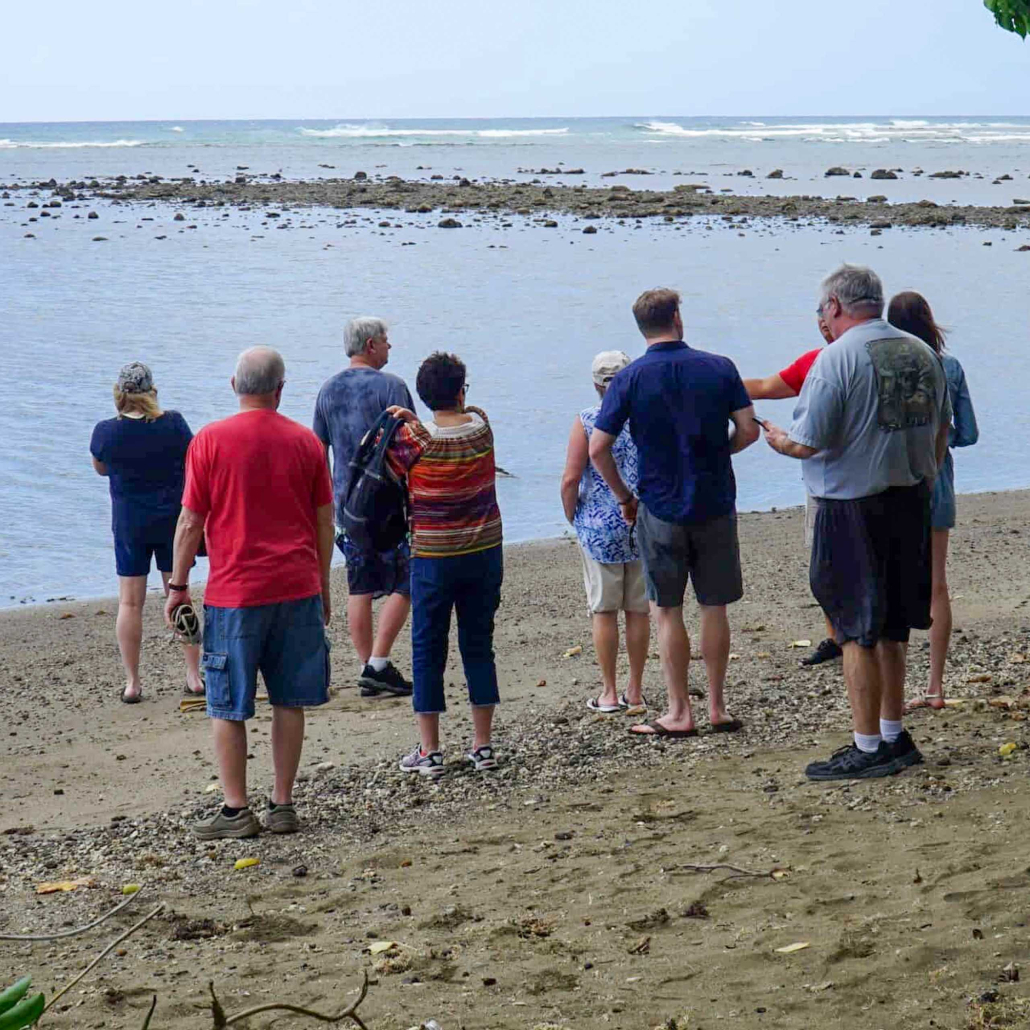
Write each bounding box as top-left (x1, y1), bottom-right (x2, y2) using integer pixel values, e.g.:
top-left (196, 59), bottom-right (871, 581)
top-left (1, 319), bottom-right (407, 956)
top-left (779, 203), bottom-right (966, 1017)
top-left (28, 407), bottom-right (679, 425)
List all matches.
top-left (462, 381), bottom-right (471, 394)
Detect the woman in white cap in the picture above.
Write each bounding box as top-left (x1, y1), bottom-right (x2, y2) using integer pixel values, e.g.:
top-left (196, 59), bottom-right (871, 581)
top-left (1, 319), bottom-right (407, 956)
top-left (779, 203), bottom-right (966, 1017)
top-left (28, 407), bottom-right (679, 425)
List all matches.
top-left (560, 351), bottom-right (650, 714)
top-left (90, 362), bottom-right (203, 703)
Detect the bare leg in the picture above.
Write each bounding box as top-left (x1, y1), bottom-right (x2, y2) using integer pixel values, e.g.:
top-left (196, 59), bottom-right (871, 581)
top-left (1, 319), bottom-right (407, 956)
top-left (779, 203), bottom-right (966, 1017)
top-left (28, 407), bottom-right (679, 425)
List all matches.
top-left (591, 612), bottom-right (619, 707)
top-left (116, 576), bottom-right (147, 699)
top-left (161, 572), bottom-right (203, 693)
top-left (347, 594), bottom-right (374, 665)
top-left (212, 718), bottom-right (249, 809)
top-left (842, 643), bottom-right (882, 736)
top-left (270, 706), bottom-right (305, 806)
top-left (372, 592), bottom-right (411, 658)
top-left (418, 713), bottom-right (441, 753)
top-left (632, 603), bottom-right (694, 733)
top-left (471, 704), bottom-right (494, 750)
top-left (877, 641), bottom-right (907, 722)
top-left (624, 611), bottom-right (650, 706)
top-left (926, 530), bottom-right (951, 706)
top-left (823, 611), bottom-right (836, 641)
top-left (699, 604), bottom-right (732, 724)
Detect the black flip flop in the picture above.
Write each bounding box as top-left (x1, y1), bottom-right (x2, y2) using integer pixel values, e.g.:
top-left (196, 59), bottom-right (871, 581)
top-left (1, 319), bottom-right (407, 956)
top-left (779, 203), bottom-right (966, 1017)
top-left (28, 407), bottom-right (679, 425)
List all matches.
top-left (710, 719), bottom-right (743, 734)
top-left (183, 680), bottom-right (206, 697)
top-left (628, 721), bottom-right (698, 739)
top-left (120, 689), bottom-right (142, 705)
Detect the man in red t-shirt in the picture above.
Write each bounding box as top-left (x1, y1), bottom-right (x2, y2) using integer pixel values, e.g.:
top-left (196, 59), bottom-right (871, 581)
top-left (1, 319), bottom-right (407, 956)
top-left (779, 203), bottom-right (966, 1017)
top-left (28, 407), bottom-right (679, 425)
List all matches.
top-left (743, 319), bottom-right (841, 667)
top-left (165, 347), bottom-right (335, 840)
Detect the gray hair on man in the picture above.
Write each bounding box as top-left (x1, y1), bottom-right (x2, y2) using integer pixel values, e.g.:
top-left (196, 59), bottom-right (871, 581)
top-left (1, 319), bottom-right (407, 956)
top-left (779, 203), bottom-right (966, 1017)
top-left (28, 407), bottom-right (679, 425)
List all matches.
top-left (819, 264), bottom-right (884, 317)
top-left (344, 316), bottom-right (388, 358)
top-left (234, 346), bottom-right (286, 396)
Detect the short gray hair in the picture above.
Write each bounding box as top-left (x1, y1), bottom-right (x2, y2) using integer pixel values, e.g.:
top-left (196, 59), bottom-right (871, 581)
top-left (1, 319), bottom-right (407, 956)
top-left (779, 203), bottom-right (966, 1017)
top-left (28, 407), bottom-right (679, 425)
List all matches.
top-left (819, 264), bottom-right (884, 317)
top-left (234, 346), bottom-right (285, 395)
top-left (345, 316), bottom-right (387, 358)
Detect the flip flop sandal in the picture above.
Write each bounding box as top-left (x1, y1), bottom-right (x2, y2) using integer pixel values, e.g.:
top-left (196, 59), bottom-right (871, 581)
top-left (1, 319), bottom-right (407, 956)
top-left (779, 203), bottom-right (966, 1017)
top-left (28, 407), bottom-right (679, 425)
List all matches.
top-left (904, 694), bottom-right (945, 713)
top-left (628, 721), bottom-right (698, 739)
top-left (710, 718), bottom-right (743, 734)
top-left (586, 696), bottom-right (621, 714)
top-left (618, 693), bottom-right (648, 712)
top-left (183, 681), bottom-right (206, 697)
top-left (120, 689), bottom-right (142, 705)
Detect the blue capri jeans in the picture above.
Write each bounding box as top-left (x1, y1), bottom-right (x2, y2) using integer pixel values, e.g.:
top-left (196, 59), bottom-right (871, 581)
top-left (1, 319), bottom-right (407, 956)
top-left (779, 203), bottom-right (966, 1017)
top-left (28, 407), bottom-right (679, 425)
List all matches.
top-left (410, 545), bottom-right (503, 714)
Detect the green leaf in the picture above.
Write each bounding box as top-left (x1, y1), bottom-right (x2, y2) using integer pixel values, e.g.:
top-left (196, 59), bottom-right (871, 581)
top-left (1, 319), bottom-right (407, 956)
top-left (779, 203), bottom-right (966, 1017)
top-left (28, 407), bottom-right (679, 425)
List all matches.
top-left (0, 981), bottom-right (31, 1018)
top-left (0, 993), bottom-right (45, 1030)
top-left (984, 0), bottom-right (1030, 37)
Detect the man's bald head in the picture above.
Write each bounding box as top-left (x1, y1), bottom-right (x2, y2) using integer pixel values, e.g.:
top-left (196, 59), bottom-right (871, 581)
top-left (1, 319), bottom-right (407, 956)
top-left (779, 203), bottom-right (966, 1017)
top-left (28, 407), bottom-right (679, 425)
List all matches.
top-left (234, 347), bottom-right (285, 397)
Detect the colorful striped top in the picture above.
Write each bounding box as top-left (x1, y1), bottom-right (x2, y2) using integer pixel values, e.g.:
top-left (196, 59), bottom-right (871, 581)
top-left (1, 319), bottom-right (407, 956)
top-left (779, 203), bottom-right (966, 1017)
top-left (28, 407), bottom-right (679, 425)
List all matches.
top-left (387, 406), bottom-right (502, 559)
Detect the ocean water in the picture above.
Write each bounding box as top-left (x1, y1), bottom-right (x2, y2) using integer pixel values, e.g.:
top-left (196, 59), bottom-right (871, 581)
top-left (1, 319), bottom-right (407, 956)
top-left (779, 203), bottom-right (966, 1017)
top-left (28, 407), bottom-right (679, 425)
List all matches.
top-left (3, 116), bottom-right (1030, 606)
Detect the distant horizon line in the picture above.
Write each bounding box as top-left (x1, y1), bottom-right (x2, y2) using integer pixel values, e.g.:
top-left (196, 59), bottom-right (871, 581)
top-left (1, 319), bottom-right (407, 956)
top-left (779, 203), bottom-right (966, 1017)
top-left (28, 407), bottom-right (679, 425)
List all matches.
top-left (3, 112), bottom-right (1030, 127)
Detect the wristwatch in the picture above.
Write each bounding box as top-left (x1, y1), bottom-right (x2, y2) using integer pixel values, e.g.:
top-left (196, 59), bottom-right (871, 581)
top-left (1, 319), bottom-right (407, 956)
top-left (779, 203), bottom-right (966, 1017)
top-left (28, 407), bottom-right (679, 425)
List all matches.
top-left (168, 582), bottom-right (189, 592)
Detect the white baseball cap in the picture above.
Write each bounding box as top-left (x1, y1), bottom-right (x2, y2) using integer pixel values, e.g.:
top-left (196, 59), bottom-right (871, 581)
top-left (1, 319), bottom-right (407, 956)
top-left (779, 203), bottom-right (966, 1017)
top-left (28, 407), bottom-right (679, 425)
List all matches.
top-left (591, 350), bottom-right (631, 386)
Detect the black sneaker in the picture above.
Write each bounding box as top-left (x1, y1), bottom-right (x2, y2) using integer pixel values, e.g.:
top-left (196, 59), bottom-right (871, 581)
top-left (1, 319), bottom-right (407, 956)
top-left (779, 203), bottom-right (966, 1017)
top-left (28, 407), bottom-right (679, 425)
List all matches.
top-left (358, 661), bottom-right (413, 697)
top-left (890, 729), bottom-right (924, 770)
top-left (805, 741), bottom-right (899, 781)
top-left (800, 638), bottom-right (842, 667)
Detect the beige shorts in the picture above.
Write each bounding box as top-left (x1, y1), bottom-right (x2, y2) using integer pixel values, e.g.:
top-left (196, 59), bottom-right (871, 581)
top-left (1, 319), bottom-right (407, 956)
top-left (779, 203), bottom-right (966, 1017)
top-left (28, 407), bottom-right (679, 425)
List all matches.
top-left (580, 550), bottom-right (650, 615)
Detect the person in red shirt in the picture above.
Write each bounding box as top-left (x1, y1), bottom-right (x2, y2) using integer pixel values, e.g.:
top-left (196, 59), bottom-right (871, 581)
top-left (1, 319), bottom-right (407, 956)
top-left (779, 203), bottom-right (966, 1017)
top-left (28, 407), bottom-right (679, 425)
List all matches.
top-left (164, 347), bottom-right (335, 840)
top-left (743, 318), bottom-right (840, 667)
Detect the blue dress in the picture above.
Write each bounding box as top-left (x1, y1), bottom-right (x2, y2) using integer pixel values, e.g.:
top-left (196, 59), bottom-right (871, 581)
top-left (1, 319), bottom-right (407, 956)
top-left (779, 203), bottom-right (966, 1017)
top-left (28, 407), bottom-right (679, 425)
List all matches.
top-left (574, 406), bottom-right (640, 564)
top-left (931, 353), bottom-right (978, 530)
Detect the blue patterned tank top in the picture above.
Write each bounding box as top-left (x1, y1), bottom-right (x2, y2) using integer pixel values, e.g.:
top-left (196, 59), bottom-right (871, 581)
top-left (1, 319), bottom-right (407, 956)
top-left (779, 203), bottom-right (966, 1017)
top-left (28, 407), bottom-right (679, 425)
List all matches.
top-left (573, 406), bottom-right (640, 564)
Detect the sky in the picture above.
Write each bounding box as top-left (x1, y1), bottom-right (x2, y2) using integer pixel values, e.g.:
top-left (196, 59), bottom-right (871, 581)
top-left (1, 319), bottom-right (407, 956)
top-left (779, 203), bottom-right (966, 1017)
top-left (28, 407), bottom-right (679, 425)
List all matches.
top-left (2, 0), bottom-right (1028, 122)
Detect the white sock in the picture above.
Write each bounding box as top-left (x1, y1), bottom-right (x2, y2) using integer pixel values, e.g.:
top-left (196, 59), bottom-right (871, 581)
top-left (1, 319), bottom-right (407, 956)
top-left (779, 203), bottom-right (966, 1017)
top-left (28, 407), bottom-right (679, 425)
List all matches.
top-left (854, 731), bottom-right (882, 754)
top-left (879, 719), bottom-right (903, 743)
top-left (369, 656), bottom-right (390, 672)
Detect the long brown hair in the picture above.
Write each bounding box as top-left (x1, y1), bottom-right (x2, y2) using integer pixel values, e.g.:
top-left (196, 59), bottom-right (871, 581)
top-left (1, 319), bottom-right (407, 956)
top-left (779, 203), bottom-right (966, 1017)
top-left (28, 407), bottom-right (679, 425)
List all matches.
top-left (887, 290), bottom-right (947, 354)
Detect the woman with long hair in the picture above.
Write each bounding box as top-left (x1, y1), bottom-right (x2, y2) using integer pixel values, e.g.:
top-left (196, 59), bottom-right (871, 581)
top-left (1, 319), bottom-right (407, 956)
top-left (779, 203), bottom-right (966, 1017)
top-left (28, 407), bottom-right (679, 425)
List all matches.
top-left (887, 292), bottom-right (979, 710)
top-left (90, 362), bottom-right (204, 703)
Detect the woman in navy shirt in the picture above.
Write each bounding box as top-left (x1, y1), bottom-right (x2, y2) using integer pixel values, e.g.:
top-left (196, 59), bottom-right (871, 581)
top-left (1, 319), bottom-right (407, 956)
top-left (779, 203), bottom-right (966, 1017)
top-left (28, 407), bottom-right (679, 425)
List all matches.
top-left (90, 362), bottom-right (203, 703)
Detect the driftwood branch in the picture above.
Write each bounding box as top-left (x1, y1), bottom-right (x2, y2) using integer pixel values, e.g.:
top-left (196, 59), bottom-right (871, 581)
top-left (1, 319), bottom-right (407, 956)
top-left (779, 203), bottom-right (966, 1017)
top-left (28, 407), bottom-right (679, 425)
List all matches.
top-left (0, 887), bottom-right (144, 941)
top-left (672, 863), bottom-right (787, 881)
top-left (45, 903), bottom-right (165, 1012)
top-left (210, 971), bottom-right (370, 1029)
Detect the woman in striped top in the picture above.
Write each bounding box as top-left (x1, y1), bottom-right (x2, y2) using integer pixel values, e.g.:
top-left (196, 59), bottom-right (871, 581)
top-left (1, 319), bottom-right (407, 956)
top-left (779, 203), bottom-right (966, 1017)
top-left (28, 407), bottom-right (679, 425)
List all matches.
top-left (386, 352), bottom-right (503, 778)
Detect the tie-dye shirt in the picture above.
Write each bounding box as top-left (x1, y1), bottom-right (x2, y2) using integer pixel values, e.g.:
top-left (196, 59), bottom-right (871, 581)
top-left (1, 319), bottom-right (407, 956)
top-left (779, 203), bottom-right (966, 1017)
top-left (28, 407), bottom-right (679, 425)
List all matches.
top-left (387, 406), bottom-right (502, 559)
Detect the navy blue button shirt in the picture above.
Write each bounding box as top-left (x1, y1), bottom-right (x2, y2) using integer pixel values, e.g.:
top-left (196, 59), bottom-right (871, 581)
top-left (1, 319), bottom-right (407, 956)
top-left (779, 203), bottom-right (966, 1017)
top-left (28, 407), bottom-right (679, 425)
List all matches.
top-left (594, 341), bottom-right (751, 525)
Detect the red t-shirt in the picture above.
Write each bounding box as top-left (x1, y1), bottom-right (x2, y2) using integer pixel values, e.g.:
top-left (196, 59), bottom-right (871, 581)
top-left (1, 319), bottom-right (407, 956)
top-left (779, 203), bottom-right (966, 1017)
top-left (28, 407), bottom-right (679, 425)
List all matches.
top-left (182, 409), bottom-right (333, 608)
top-left (778, 348), bottom-right (822, 396)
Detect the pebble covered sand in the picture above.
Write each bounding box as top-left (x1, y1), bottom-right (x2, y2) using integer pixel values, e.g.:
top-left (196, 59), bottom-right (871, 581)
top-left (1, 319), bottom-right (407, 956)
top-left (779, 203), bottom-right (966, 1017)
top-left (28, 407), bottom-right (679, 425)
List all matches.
top-left (4, 495), bottom-right (1030, 1028)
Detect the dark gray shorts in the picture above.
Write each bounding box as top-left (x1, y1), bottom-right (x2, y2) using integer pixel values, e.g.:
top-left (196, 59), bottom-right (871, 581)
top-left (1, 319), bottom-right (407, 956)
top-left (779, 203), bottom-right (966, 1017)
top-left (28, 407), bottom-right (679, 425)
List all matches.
top-left (636, 505), bottom-right (743, 608)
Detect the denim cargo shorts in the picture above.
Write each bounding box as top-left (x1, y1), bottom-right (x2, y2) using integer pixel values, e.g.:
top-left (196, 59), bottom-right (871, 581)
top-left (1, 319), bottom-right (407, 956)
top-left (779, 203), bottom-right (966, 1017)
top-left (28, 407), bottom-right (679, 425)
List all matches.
top-left (202, 594), bottom-right (331, 721)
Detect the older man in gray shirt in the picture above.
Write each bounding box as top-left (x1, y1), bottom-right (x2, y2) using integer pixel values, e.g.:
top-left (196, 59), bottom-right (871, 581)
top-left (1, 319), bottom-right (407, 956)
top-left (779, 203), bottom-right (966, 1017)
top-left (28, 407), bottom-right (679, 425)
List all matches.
top-left (763, 265), bottom-right (950, 781)
top-left (314, 317), bottom-right (415, 698)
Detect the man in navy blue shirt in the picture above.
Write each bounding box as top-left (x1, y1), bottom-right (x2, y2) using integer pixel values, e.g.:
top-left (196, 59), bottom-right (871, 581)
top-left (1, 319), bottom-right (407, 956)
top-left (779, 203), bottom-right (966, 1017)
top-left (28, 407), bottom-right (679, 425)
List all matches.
top-left (590, 288), bottom-right (759, 739)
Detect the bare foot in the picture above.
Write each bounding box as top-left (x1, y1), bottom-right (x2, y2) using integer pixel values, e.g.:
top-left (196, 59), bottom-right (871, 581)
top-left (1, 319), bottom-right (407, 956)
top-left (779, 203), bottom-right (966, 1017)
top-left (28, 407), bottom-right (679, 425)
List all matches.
top-left (628, 714), bottom-right (696, 736)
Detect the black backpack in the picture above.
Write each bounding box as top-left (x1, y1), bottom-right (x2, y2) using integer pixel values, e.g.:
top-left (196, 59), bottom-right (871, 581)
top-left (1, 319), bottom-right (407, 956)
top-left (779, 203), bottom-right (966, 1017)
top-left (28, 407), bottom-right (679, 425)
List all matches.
top-left (340, 411), bottom-right (410, 553)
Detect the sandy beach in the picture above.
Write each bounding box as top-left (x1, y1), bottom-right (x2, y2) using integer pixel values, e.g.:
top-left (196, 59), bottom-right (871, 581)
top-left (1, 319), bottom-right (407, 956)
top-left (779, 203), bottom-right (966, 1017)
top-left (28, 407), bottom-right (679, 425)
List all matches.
top-left (4, 491), bottom-right (1030, 1028)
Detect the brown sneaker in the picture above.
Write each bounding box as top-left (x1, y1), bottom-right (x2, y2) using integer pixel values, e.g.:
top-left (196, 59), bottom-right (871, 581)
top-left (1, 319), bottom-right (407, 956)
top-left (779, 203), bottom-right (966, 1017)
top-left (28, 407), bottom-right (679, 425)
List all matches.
top-left (193, 807), bottom-right (261, 841)
top-left (266, 802), bottom-right (299, 834)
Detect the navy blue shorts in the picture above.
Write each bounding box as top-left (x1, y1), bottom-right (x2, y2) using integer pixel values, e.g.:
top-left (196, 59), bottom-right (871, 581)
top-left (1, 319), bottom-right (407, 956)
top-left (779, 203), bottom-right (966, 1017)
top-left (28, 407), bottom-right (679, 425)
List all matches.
top-left (114, 520), bottom-right (175, 578)
top-left (202, 595), bottom-right (331, 721)
top-left (337, 533), bottom-right (411, 599)
top-left (810, 484), bottom-right (932, 648)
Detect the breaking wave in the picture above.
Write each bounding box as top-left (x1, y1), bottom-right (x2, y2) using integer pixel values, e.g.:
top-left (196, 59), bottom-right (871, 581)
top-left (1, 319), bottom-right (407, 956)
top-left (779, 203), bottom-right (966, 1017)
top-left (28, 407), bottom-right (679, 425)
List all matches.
top-left (0, 138), bottom-right (147, 149)
top-left (299, 124), bottom-right (569, 139)
top-left (635, 120), bottom-right (1030, 144)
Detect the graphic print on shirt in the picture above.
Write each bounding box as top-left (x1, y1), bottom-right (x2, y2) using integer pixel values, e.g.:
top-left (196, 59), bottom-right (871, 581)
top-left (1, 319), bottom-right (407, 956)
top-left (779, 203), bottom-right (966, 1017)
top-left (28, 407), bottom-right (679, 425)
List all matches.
top-left (865, 336), bottom-right (939, 432)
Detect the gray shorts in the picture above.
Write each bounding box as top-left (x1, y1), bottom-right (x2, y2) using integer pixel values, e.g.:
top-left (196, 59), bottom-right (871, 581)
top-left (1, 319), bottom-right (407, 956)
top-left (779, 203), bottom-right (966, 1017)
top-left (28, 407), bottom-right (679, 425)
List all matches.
top-left (636, 505), bottom-right (743, 608)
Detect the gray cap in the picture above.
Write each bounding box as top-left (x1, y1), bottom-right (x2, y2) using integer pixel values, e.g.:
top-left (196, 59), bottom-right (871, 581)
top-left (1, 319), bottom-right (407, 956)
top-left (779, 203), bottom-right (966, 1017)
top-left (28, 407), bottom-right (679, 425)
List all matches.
top-left (591, 350), bottom-right (632, 386)
top-left (116, 361), bottom-right (154, 394)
